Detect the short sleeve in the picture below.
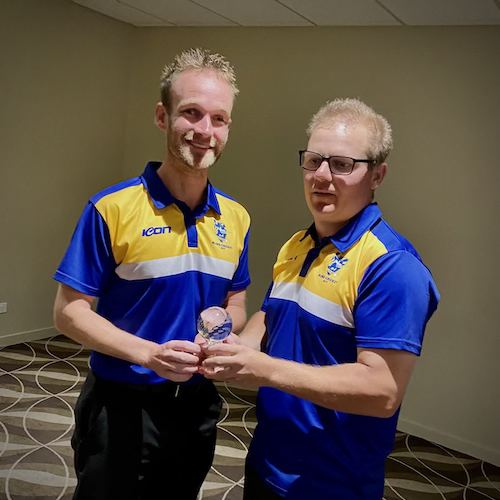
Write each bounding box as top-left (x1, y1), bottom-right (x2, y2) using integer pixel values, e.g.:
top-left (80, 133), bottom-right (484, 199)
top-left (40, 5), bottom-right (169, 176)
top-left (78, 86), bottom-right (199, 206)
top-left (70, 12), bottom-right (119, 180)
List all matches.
top-left (230, 228), bottom-right (251, 291)
top-left (53, 202), bottom-right (117, 296)
top-left (353, 251), bottom-right (439, 355)
top-left (260, 282), bottom-right (273, 312)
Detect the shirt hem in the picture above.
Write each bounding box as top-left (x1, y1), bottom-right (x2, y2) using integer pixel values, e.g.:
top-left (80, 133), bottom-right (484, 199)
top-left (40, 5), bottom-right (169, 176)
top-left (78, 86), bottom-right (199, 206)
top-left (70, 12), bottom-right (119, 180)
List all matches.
top-left (53, 270), bottom-right (99, 296)
top-left (230, 278), bottom-right (251, 291)
top-left (356, 337), bottom-right (421, 355)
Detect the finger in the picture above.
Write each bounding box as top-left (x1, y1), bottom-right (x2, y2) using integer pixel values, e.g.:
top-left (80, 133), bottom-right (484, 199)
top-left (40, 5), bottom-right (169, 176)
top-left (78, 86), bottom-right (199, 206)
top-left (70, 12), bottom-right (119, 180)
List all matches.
top-left (160, 361), bottom-right (200, 374)
top-left (193, 334), bottom-right (209, 347)
top-left (202, 355), bottom-right (235, 369)
top-left (199, 366), bottom-right (233, 380)
top-left (160, 350), bottom-right (200, 365)
top-left (163, 372), bottom-right (194, 383)
top-left (223, 333), bottom-right (241, 345)
top-left (198, 366), bottom-right (216, 377)
top-left (165, 340), bottom-right (202, 354)
top-left (204, 343), bottom-right (240, 356)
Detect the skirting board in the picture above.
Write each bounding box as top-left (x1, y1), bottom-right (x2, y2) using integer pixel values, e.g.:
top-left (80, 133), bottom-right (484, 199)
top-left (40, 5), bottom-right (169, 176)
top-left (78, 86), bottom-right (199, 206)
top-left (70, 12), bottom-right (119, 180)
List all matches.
top-left (398, 417), bottom-right (500, 467)
top-left (0, 326), bottom-right (59, 347)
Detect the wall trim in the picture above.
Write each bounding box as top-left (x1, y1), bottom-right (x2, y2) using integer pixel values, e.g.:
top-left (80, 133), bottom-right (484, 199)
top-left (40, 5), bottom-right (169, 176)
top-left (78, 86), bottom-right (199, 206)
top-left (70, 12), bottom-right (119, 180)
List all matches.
top-left (398, 417), bottom-right (500, 467)
top-left (0, 326), bottom-right (58, 347)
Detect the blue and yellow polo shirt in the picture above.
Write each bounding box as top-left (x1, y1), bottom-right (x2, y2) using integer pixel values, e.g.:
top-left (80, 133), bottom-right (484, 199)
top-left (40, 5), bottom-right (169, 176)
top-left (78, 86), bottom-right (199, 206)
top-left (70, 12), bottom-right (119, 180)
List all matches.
top-left (54, 162), bottom-right (250, 384)
top-left (249, 203), bottom-right (439, 499)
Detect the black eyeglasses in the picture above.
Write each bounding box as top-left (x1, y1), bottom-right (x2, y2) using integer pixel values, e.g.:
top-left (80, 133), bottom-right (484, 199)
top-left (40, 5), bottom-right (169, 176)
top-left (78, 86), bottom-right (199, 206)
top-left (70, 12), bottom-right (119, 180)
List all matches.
top-left (299, 150), bottom-right (376, 176)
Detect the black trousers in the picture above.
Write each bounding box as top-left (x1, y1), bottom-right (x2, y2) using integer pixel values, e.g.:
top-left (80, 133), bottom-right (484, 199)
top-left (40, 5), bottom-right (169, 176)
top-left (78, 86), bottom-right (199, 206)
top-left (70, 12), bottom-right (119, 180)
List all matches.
top-left (71, 370), bottom-right (222, 500)
top-left (244, 457), bottom-right (284, 500)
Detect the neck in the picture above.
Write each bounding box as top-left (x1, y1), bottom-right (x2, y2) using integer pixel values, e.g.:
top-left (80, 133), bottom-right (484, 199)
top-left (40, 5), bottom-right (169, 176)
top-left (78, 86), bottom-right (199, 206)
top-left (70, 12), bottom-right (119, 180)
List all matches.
top-left (314, 202), bottom-right (373, 240)
top-left (157, 153), bottom-right (208, 210)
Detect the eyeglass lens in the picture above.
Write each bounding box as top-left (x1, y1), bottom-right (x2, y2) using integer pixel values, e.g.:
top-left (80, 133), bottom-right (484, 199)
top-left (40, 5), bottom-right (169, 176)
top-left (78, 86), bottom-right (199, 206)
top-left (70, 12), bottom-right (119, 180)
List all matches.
top-left (301, 151), bottom-right (354, 175)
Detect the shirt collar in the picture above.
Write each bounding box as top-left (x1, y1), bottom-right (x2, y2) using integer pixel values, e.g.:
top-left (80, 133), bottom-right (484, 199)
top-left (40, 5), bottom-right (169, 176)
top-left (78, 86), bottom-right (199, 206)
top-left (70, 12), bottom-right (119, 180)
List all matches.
top-left (300, 202), bottom-right (382, 253)
top-left (141, 161), bottom-right (221, 215)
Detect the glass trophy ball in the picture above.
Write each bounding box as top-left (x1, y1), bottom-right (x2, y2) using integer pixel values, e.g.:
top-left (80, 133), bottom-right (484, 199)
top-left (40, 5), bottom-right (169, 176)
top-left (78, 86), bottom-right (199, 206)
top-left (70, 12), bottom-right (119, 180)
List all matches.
top-left (197, 306), bottom-right (232, 344)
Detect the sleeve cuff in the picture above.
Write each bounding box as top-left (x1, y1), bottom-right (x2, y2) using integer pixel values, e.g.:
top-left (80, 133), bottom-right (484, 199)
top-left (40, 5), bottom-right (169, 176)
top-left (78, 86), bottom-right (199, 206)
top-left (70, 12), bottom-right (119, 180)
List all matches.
top-left (53, 270), bottom-right (100, 297)
top-left (230, 277), bottom-right (251, 291)
top-left (355, 336), bottom-right (421, 355)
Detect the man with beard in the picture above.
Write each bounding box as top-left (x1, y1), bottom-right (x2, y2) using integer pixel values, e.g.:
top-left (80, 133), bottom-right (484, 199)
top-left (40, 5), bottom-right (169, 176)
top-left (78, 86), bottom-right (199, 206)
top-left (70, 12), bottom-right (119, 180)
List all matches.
top-left (201, 98), bottom-right (439, 499)
top-left (53, 48), bottom-right (250, 500)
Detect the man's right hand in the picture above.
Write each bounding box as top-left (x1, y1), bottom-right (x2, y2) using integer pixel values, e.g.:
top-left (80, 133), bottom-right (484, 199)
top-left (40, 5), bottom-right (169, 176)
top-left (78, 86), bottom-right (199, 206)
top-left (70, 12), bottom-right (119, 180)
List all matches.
top-left (145, 340), bottom-right (202, 382)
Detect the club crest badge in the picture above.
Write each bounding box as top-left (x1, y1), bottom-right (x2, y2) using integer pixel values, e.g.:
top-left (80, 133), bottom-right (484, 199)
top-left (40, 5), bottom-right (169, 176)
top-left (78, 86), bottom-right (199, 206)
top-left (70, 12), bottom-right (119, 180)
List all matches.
top-left (327, 253), bottom-right (348, 275)
top-left (214, 220), bottom-right (227, 242)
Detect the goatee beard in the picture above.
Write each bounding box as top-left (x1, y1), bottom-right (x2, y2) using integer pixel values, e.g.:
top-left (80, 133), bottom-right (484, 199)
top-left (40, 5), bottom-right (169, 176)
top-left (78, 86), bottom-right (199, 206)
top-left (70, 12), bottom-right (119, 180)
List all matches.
top-left (179, 144), bottom-right (217, 170)
top-left (177, 130), bottom-right (221, 170)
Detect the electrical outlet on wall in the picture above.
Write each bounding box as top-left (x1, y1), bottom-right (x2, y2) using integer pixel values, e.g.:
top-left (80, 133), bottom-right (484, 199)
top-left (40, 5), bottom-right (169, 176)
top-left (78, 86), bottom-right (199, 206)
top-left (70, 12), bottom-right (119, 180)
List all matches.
top-left (0, 303), bottom-right (7, 314)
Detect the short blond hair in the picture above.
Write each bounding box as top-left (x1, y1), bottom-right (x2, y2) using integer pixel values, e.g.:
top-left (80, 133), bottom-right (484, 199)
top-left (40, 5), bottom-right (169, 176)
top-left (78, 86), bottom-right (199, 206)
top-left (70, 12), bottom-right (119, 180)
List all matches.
top-left (307, 98), bottom-right (393, 164)
top-left (160, 48), bottom-right (238, 111)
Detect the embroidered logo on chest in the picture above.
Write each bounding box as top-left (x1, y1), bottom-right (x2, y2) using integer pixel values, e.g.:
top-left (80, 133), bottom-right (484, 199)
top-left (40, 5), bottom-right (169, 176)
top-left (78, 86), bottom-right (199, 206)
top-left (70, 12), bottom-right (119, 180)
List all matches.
top-left (327, 253), bottom-right (348, 275)
top-left (214, 220), bottom-right (226, 241)
top-left (317, 252), bottom-right (348, 283)
top-left (212, 220), bottom-right (232, 250)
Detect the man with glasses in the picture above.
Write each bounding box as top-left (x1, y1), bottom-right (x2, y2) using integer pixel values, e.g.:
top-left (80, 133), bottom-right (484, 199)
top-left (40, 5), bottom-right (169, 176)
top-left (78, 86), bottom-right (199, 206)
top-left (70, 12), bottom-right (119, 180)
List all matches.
top-left (201, 98), bottom-right (439, 499)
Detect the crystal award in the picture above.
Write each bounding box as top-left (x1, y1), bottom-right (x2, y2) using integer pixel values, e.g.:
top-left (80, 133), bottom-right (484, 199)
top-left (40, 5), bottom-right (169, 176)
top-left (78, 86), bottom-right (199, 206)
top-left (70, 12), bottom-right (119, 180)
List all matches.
top-left (197, 306), bottom-right (232, 345)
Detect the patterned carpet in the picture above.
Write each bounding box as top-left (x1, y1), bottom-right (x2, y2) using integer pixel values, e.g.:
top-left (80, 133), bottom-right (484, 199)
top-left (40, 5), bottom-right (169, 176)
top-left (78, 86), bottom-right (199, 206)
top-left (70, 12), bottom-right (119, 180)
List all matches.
top-left (0, 336), bottom-right (499, 500)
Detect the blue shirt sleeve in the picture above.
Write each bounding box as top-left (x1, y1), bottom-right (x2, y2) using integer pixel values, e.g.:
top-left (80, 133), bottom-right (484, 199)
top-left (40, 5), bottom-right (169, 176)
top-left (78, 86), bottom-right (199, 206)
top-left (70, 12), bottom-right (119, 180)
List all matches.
top-left (230, 228), bottom-right (251, 291)
top-left (353, 251), bottom-right (439, 355)
top-left (260, 282), bottom-right (273, 312)
top-left (53, 202), bottom-right (117, 296)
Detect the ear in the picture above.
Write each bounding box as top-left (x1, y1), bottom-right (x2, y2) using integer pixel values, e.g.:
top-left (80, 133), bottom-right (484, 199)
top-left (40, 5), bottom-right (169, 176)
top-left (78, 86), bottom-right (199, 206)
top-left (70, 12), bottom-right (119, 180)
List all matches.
top-left (370, 162), bottom-right (387, 190)
top-left (154, 102), bottom-right (168, 131)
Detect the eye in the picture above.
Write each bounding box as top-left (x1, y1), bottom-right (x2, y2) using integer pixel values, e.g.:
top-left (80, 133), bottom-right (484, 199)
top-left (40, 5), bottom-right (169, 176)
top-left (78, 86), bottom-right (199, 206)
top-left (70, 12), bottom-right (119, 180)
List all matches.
top-left (308, 155), bottom-right (322, 167)
top-left (331, 158), bottom-right (353, 172)
top-left (183, 108), bottom-right (200, 118)
top-left (213, 115), bottom-right (228, 125)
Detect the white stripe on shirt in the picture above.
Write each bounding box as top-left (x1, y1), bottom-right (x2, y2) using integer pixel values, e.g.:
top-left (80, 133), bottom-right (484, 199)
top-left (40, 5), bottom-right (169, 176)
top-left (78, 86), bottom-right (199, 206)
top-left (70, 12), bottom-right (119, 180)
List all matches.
top-left (116, 253), bottom-right (236, 281)
top-left (270, 281), bottom-right (353, 328)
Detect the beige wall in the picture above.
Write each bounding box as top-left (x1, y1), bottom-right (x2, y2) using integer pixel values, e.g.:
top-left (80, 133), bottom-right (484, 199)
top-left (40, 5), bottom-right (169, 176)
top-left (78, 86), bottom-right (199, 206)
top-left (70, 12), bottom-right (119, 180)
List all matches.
top-left (0, 0), bottom-right (134, 344)
top-left (1, 3), bottom-right (499, 465)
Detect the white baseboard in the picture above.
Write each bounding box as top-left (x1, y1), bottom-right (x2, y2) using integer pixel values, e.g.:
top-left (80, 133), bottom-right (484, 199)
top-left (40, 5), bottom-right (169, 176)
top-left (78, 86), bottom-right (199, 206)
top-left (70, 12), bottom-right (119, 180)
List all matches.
top-left (0, 326), bottom-right (59, 347)
top-left (397, 417), bottom-right (500, 467)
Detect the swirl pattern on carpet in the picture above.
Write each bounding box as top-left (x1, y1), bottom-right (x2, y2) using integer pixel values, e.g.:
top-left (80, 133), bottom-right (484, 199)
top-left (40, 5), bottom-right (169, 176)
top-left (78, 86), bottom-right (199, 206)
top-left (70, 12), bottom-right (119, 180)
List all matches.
top-left (0, 336), bottom-right (499, 500)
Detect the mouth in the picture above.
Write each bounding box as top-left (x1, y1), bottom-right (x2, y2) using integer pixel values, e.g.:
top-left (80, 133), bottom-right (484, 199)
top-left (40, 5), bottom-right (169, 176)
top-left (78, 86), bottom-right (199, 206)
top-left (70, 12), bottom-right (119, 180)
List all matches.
top-left (187, 141), bottom-right (213, 151)
top-left (183, 130), bottom-right (217, 151)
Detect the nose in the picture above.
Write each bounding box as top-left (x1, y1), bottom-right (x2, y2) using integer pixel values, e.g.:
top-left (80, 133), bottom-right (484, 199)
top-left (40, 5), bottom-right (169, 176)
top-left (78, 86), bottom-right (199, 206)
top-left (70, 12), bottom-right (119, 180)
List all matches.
top-left (193, 113), bottom-right (213, 136)
top-left (314, 160), bottom-right (333, 181)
